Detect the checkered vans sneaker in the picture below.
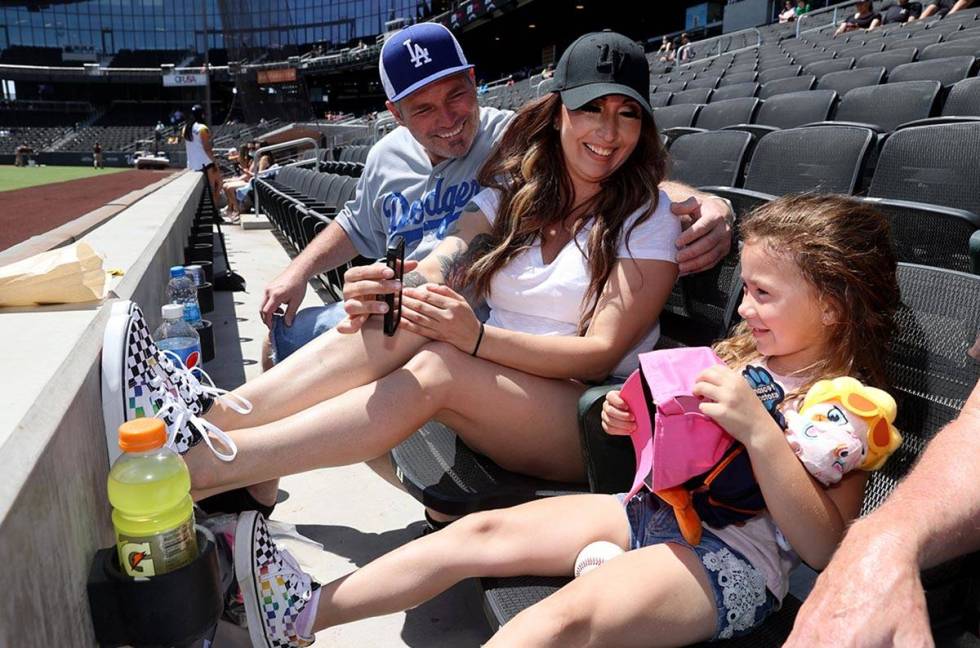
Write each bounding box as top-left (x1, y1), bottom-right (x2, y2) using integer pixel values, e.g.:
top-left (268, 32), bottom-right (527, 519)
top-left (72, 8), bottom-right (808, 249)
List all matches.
top-left (156, 349), bottom-right (252, 419)
top-left (102, 300), bottom-right (243, 464)
top-left (156, 394), bottom-right (238, 461)
top-left (236, 512), bottom-right (319, 648)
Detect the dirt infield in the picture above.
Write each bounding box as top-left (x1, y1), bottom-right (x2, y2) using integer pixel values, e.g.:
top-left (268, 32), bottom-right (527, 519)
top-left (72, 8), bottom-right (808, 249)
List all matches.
top-left (0, 168), bottom-right (175, 252)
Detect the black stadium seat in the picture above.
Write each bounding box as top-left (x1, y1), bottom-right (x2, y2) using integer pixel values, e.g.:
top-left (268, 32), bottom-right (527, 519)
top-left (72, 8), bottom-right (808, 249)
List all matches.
top-left (718, 71), bottom-right (758, 86)
top-left (815, 66), bottom-right (886, 95)
top-left (667, 130), bottom-right (754, 187)
top-left (669, 87), bottom-right (713, 105)
top-left (803, 57), bottom-right (855, 77)
top-left (649, 93), bottom-right (672, 108)
top-left (759, 74), bottom-right (816, 98)
top-left (939, 77), bottom-right (980, 118)
top-left (919, 37), bottom-right (980, 60)
top-left (654, 103), bottom-right (702, 130)
top-left (708, 81), bottom-right (759, 102)
top-left (685, 76), bottom-right (721, 90)
top-left (695, 97), bottom-right (761, 130)
top-left (751, 89), bottom-right (838, 130)
top-left (757, 64), bottom-right (801, 84)
top-left (832, 80), bottom-right (941, 131)
top-left (856, 48), bottom-right (918, 73)
top-left (865, 122), bottom-right (980, 273)
top-left (888, 56), bottom-right (976, 86)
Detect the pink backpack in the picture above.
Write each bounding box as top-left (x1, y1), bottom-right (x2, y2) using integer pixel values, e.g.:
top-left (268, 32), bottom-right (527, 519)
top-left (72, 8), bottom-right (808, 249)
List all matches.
top-left (622, 347), bottom-right (735, 500)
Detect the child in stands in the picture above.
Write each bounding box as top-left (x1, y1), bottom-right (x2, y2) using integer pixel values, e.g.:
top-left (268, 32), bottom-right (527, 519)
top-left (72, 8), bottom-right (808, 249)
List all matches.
top-left (231, 194), bottom-right (900, 647)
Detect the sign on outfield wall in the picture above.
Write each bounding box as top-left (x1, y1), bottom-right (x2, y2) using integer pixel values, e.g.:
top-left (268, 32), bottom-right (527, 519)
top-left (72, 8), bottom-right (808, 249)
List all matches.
top-left (163, 72), bottom-right (208, 87)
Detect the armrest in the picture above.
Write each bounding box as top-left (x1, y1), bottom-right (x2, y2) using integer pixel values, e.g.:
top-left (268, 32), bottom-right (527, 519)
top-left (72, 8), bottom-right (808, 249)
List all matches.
top-left (698, 186), bottom-right (777, 218)
top-left (895, 116), bottom-right (980, 132)
top-left (721, 123), bottom-right (778, 140)
top-left (662, 126), bottom-right (707, 145)
top-left (577, 383), bottom-right (635, 494)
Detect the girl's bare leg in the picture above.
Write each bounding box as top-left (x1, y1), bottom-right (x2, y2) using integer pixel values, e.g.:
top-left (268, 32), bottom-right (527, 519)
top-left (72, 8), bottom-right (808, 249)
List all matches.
top-left (488, 544), bottom-right (718, 647)
top-left (187, 341), bottom-right (587, 498)
top-left (311, 494), bottom-right (630, 630)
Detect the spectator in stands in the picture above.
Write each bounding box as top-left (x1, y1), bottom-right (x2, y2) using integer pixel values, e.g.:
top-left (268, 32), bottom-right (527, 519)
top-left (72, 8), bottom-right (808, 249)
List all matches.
top-left (224, 143), bottom-right (276, 222)
top-left (786, 378), bottom-right (980, 646)
top-left (870, 0), bottom-right (922, 27)
top-left (191, 26), bottom-right (733, 523)
top-left (656, 35), bottom-right (671, 56)
top-left (678, 32), bottom-right (693, 62)
top-left (93, 142), bottom-right (103, 169)
top-left (225, 194), bottom-right (902, 647)
top-left (183, 104), bottom-right (222, 199)
top-left (541, 63), bottom-right (555, 80)
top-left (796, 0), bottom-right (812, 16)
top-left (835, 0), bottom-right (882, 35)
top-left (780, 1), bottom-right (798, 22)
top-left (916, 0), bottom-right (975, 18)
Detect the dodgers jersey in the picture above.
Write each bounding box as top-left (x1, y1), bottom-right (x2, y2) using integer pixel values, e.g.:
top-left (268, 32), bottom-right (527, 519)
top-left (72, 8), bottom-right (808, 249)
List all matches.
top-left (334, 106), bottom-right (513, 261)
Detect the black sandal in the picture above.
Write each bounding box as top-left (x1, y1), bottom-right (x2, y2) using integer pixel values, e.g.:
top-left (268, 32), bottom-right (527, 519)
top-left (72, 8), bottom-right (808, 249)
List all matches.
top-left (421, 510), bottom-right (457, 535)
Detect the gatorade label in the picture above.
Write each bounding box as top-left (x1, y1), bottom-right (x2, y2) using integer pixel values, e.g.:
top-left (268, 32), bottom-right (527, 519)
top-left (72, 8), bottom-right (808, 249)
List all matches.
top-left (118, 520), bottom-right (196, 577)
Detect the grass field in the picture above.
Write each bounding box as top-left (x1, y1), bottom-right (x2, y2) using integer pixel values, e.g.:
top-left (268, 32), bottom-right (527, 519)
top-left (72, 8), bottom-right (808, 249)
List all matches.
top-left (0, 165), bottom-right (128, 193)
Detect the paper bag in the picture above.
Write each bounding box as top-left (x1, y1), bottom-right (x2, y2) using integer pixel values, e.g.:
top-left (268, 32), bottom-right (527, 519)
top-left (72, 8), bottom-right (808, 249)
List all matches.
top-left (0, 241), bottom-right (105, 306)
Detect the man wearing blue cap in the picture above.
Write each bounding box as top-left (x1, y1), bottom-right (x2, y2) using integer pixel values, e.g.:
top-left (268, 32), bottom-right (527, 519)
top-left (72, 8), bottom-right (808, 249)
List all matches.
top-left (259, 23), bottom-right (733, 368)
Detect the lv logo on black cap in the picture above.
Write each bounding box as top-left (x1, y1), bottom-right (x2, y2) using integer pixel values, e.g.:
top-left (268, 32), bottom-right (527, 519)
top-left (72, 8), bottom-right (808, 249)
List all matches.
top-left (596, 44), bottom-right (624, 74)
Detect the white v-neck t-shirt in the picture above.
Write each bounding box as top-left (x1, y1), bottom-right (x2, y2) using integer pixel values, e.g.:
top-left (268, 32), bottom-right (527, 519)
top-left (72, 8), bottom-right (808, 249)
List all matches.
top-left (471, 187), bottom-right (680, 378)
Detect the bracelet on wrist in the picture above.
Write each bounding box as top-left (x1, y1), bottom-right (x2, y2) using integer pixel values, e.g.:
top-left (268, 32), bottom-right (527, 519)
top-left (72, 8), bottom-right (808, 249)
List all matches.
top-left (471, 322), bottom-right (486, 357)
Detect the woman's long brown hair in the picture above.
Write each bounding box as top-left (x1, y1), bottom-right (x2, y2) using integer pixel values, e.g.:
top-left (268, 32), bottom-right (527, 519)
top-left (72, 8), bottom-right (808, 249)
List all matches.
top-left (458, 93), bottom-right (667, 333)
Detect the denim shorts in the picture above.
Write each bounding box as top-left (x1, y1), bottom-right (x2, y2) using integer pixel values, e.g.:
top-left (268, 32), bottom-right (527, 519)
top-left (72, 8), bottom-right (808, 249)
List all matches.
top-left (269, 302), bottom-right (347, 363)
top-left (616, 491), bottom-right (778, 641)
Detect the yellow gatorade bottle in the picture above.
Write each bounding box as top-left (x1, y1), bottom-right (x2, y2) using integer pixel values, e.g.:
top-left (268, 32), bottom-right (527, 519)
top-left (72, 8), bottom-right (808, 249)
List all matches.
top-left (107, 418), bottom-right (197, 577)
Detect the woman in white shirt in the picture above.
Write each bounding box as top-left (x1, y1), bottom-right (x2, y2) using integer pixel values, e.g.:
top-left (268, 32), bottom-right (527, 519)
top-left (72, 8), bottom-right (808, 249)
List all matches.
top-left (183, 104), bottom-right (222, 199)
top-left (176, 32), bottom-right (682, 513)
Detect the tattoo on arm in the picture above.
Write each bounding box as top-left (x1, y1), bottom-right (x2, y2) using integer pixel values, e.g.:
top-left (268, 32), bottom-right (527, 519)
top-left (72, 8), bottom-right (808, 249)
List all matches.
top-left (402, 271), bottom-right (427, 288)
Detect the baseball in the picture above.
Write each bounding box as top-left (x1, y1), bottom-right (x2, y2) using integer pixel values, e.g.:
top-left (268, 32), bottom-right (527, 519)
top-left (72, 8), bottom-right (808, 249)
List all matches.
top-left (574, 541), bottom-right (625, 578)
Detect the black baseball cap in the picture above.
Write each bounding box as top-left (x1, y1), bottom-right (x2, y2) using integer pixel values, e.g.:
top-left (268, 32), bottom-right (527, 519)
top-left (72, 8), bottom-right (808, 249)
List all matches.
top-left (540, 32), bottom-right (653, 117)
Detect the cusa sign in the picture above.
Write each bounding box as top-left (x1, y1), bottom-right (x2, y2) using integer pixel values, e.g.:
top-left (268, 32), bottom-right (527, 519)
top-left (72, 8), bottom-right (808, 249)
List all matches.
top-left (163, 73), bottom-right (207, 87)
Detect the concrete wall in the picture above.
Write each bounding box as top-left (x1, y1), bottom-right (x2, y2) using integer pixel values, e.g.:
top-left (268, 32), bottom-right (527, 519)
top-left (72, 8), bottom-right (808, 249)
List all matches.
top-left (0, 172), bottom-right (204, 646)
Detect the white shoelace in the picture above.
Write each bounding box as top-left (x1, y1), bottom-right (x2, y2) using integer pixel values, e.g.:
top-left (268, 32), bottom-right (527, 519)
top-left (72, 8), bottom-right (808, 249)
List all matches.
top-left (155, 398), bottom-right (239, 462)
top-left (158, 350), bottom-right (253, 415)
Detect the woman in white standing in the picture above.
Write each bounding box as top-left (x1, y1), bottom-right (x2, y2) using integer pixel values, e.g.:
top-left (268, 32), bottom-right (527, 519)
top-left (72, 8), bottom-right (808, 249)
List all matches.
top-left (183, 103), bottom-right (222, 198)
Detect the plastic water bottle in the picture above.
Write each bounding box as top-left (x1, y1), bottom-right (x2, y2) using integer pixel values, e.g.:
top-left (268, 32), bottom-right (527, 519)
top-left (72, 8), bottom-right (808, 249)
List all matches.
top-left (108, 418), bottom-right (197, 577)
top-left (166, 266), bottom-right (202, 327)
top-left (154, 304), bottom-right (202, 373)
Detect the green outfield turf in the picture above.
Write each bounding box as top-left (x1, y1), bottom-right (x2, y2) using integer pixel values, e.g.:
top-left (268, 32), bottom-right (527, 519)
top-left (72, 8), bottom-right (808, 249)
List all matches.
top-left (0, 165), bottom-right (128, 192)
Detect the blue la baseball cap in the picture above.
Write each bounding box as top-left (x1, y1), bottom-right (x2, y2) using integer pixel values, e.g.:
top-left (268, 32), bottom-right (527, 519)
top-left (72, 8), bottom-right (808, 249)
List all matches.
top-left (379, 23), bottom-right (473, 102)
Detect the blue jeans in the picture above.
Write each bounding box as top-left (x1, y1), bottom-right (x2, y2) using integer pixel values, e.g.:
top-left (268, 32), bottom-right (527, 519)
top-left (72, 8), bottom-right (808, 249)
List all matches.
top-left (269, 302), bottom-right (347, 363)
top-left (616, 491), bottom-right (779, 641)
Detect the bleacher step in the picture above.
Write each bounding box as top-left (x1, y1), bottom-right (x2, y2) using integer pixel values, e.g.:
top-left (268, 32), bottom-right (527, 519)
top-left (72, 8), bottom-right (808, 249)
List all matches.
top-left (239, 212), bottom-right (272, 230)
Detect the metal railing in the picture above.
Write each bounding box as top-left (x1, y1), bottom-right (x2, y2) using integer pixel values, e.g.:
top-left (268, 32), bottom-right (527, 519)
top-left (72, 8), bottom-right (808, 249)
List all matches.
top-left (676, 27), bottom-right (763, 67)
top-left (252, 137), bottom-right (319, 218)
top-left (796, 0), bottom-right (858, 38)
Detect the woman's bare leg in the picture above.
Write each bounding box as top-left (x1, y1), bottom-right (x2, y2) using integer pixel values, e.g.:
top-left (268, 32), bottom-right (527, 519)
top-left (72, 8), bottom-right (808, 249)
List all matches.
top-left (488, 544), bottom-right (718, 647)
top-left (205, 318), bottom-right (429, 431)
top-left (311, 494), bottom-right (630, 629)
top-left (187, 341), bottom-right (587, 497)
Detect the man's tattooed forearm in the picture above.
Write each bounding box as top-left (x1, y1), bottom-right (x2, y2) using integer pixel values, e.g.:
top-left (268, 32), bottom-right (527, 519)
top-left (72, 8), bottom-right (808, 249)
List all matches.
top-left (402, 271), bottom-right (428, 288)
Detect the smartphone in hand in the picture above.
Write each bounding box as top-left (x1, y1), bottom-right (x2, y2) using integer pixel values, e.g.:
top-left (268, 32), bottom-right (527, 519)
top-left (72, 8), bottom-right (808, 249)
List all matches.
top-left (383, 235), bottom-right (405, 337)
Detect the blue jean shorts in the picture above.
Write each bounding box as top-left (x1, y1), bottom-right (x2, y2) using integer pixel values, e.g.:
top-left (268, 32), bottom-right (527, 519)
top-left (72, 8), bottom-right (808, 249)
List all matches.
top-left (269, 302), bottom-right (347, 363)
top-left (616, 491), bottom-right (779, 641)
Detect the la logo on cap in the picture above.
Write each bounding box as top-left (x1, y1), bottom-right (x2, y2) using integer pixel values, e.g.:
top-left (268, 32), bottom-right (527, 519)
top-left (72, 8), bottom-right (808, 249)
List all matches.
top-left (404, 39), bottom-right (432, 68)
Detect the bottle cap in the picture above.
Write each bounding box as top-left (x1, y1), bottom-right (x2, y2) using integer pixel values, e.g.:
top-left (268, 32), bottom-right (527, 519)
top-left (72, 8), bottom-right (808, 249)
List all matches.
top-left (170, 266), bottom-right (186, 278)
top-left (118, 418), bottom-right (166, 452)
top-left (162, 303), bottom-right (184, 319)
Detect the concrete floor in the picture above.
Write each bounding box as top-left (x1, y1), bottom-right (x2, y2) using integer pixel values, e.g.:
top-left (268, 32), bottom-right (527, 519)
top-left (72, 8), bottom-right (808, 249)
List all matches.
top-left (201, 218), bottom-right (492, 647)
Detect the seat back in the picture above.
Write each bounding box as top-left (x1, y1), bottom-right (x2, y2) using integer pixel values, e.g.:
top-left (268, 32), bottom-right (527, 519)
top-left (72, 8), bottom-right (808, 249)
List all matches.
top-left (718, 71), bottom-right (758, 86)
top-left (836, 80), bottom-right (941, 131)
top-left (804, 57), bottom-right (856, 77)
top-left (649, 92), bottom-right (672, 108)
top-left (816, 66), bottom-right (886, 95)
top-left (757, 64), bottom-right (801, 84)
top-left (869, 121), bottom-right (980, 215)
top-left (867, 264), bottom-right (980, 515)
top-left (759, 74), bottom-right (816, 99)
top-left (919, 37), bottom-right (980, 60)
top-left (942, 77), bottom-right (980, 117)
top-left (685, 76), bottom-right (721, 90)
top-left (669, 87), bottom-right (713, 106)
top-left (667, 130), bottom-right (754, 188)
top-left (695, 97), bottom-right (761, 130)
top-left (743, 125), bottom-right (874, 195)
top-left (856, 47), bottom-right (918, 73)
top-left (654, 103), bottom-right (702, 130)
top-left (755, 90), bottom-right (838, 129)
top-left (888, 55), bottom-right (976, 86)
top-left (709, 81), bottom-right (759, 102)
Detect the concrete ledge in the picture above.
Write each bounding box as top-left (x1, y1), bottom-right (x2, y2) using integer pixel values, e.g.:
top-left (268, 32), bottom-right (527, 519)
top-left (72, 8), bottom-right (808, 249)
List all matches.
top-left (0, 172), bottom-right (204, 645)
top-left (239, 212), bottom-right (273, 230)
